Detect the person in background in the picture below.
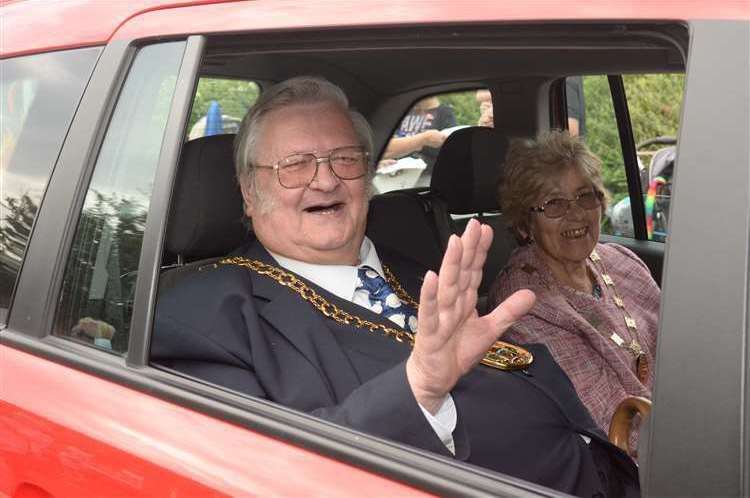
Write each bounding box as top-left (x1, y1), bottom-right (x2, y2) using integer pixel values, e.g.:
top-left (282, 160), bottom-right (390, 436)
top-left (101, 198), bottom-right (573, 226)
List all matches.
top-left (475, 89), bottom-right (494, 127)
top-left (153, 77), bottom-right (640, 497)
top-left (566, 76), bottom-right (586, 137)
top-left (382, 95), bottom-right (456, 186)
top-left (489, 130), bottom-right (659, 453)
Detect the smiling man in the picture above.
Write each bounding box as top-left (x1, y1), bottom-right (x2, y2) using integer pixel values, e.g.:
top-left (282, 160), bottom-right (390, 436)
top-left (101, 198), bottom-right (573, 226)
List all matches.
top-left (152, 76), bottom-right (640, 497)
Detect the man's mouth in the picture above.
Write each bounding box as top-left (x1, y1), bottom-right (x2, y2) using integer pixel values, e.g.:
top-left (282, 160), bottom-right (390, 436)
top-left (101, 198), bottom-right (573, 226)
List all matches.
top-left (304, 202), bottom-right (345, 214)
top-left (561, 226), bottom-right (589, 239)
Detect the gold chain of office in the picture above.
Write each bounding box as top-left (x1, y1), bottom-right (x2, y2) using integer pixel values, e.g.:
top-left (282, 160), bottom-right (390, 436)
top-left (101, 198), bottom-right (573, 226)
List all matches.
top-left (219, 256), bottom-right (533, 371)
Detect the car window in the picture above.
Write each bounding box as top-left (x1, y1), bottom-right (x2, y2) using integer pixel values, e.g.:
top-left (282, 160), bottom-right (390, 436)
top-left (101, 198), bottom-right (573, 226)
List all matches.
top-left (186, 77), bottom-right (259, 140)
top-left (0, 48), bottom-right (100, 325)
top-left (570, 74), bottom-right (684, 240)
top-left (53, 42), bottom-right (186, 353)
top-left (375, 88), bottom-right (491, 193)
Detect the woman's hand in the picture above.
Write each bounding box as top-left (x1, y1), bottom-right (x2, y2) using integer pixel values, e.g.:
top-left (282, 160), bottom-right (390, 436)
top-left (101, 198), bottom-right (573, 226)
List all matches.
top-left (406, 219), bottom-right (535, 413)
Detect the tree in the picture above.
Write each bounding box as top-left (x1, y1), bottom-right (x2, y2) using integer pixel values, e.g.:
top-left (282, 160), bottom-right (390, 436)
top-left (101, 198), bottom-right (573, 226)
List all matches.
top-left (188, 78), bottom-right (260, 132)
top-left (584, 74), bottom-right (684, 204)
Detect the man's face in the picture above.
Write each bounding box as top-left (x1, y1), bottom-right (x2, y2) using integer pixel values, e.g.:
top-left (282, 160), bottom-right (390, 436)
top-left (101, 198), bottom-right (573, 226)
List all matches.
top-left (242, 102), bottom-right (369, 265)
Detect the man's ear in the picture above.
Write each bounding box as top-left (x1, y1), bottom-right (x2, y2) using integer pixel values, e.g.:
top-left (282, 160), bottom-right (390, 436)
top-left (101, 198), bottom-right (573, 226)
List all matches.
top-left (239, 178), bottom-right (255, 218)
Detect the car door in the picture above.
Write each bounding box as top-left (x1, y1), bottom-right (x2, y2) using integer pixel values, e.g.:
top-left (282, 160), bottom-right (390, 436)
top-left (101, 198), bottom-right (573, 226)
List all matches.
top-left (643, 20), bottom-right (750, 498)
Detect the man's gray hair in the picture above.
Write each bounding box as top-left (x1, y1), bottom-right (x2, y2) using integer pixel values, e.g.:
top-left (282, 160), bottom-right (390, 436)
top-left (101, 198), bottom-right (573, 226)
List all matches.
top-left (233, 76), bottom-right (374, 185)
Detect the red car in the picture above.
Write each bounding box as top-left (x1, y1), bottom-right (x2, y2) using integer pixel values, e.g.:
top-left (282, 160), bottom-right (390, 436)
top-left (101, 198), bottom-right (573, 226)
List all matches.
top-left (2, 1), bottom-right (749, 496)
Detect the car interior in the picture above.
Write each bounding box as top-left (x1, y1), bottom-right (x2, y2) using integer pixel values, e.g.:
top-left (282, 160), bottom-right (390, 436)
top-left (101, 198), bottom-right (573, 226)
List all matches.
top-left (159, 22), bottom-right (686, 304)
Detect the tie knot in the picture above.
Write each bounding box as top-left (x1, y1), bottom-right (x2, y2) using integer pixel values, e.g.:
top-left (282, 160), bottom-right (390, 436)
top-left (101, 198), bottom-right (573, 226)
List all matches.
top-left (357, 266), bottom-right (390, 297)
top-left (356, 266), bottom-right (418, 332)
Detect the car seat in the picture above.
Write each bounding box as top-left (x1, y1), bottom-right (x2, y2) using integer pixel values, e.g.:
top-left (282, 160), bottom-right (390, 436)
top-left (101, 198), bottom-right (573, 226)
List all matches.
top-left (160, 134), bottom-right (250, 291)
top-left (429, 127), bottom-right (518, 304)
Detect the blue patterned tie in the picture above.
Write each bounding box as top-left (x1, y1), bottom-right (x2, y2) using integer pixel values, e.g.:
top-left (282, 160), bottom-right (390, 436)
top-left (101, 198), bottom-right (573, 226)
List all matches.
top-left (356, 266), bottom-right (418, 333)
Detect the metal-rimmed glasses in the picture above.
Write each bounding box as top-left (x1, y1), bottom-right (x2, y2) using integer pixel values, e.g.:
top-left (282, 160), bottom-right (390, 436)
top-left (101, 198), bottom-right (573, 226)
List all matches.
top-left (529, 190), bottom-right (602, 219)
top-left (253, 145), bottom-right (369, 189)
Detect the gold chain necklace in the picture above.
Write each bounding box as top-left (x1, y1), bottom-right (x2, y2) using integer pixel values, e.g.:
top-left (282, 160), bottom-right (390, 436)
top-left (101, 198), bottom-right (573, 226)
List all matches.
top-left (589, 250), bottom-right (649, 383)
top-left (219, 256), bottom-right (533, 371)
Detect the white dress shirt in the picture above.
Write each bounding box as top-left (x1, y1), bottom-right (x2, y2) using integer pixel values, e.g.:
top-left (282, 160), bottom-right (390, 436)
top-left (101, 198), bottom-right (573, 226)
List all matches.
top-left (269, 237), bottom-right (457, 454)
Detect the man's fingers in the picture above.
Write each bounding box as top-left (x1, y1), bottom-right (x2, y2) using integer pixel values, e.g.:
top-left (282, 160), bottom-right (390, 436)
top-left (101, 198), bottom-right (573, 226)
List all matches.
top-left (485, 289), bottom-right (536, 335)
top-left (417, 270), bottom-right (439, 335)
top-left (437, 235), bottom-right (462, 303)
top-left (456, 219), bottom-right (480, 292)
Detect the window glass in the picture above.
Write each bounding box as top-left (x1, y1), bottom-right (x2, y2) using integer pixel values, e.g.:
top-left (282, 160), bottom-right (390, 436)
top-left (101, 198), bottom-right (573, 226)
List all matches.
top-left (625, 74), bottom-right (683, 242)
top-left (570, 74), bottom-right (684, 241)
top-left (187, 78), bottom-right (259, 140)
top-left (0, 48), bottom-right (100, 324)
top-left (54, 42), bottom-right (186, 353)
top-left (375, 88), bottom-right (490, 193)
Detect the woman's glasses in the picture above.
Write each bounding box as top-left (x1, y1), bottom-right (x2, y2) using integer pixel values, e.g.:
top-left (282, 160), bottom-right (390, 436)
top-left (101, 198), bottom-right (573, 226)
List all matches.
top-left (530, 190), bottom-right (602, 219)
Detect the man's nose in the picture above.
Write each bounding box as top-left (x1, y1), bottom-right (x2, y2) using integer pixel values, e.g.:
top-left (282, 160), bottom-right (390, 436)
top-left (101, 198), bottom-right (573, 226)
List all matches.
top-left (309, 158), bottom-right (340, 190)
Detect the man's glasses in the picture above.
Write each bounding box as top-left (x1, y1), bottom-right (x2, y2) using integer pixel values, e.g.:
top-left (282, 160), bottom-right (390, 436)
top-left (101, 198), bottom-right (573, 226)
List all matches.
top-left (529, 190), bottom-right (602, 219)
top-left (254, 145), bottom-right (369, 189)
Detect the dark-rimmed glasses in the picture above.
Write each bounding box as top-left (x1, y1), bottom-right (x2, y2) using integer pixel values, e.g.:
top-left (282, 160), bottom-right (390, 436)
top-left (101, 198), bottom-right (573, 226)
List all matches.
top-left (253, 145), bottom-right (369, 189)
top-left (530, 190), bottom-right (602, 219)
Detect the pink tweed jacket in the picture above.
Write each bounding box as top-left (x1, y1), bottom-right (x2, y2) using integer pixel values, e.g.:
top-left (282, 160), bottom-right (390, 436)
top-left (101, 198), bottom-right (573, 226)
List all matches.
top-left (489, 242), bottom-right (660, 444)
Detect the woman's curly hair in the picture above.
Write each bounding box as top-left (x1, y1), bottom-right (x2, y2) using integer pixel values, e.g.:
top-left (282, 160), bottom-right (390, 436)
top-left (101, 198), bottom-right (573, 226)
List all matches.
top-left (498, 129), bottom-right (610, 244)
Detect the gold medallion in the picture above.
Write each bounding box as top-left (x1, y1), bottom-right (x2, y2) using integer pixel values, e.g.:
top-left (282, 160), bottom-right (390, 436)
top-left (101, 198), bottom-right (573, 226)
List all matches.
top-left (481, 341), bottom-right (534, 371)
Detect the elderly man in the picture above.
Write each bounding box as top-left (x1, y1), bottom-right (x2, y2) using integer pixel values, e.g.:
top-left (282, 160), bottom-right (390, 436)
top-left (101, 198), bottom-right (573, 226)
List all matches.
top-left (152, 76), bottom-right (638, 497)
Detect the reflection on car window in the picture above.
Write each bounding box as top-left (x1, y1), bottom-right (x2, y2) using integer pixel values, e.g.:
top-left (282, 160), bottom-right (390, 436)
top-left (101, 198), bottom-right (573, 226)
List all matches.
top-left (573, 74), bottom-right (684, 241)
top-left (375, 88), bottom-right (490, 193)
top-left (0, 48), bottom-right (100, 324)
top-left (54, 42), bottom-right (186, 353)
top-left (187, 78), bottom-right (259, 140)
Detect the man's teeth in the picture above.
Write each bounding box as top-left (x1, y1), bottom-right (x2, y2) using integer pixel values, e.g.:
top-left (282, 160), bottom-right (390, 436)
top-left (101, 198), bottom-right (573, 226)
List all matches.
top-left (562, 227), bottom-right (588, 238)
top-left (307, 203), bottom-right (341, 213)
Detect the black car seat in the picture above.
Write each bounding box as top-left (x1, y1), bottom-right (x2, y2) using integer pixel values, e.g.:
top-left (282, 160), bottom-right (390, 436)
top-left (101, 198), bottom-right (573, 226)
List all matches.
top-left (366, 186), bottom-right (443, 272)
top-left (429, 127), bottom-right (517, 304)
top-left (160, 134), bottom-right (250, 291)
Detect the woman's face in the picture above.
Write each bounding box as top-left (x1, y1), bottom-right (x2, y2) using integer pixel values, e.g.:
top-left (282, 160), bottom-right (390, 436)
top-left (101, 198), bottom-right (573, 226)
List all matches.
top-left (527, 167), bottom-right (601, 268)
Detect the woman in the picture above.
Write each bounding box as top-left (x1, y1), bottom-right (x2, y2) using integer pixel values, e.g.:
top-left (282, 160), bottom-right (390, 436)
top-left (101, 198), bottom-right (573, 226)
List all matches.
top-left (489, 130), bottom-right (659, 448)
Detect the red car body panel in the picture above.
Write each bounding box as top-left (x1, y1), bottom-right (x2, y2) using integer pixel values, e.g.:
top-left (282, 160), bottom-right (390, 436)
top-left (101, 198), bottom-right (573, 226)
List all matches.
top-left (2, 1), bottom-right (749, 496)
top-left (0, 345), bottom-right (431, 497)
top-left (2, 0), bottom-right (749, 59)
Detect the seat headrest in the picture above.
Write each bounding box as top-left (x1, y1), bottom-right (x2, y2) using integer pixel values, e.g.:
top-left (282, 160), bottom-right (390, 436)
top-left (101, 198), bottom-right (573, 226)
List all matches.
top-left (430, 127), bottom-right (509, 214)
top-left (166, 134), bottom-right (248, 260)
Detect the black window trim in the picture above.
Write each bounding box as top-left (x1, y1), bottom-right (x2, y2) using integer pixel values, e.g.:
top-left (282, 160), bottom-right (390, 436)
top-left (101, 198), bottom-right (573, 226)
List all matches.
top-left (608, 74), bottom-right (648, 240)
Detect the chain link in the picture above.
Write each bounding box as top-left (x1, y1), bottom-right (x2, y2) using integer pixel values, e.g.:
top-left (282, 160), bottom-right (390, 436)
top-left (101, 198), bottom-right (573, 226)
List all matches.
top-left (219, 256), bottom-right (532, 371)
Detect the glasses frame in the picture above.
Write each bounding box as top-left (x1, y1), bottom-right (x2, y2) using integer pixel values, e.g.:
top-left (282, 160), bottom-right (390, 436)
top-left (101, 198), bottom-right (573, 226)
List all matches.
top-left (253, 145), bottom-right (370, 189)
top-left (529, 189), bottom-right (603, 219)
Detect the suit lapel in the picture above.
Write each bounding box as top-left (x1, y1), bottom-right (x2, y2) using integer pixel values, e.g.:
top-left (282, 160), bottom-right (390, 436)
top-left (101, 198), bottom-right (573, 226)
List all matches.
top-left (235, 242), bottom-right (368, 400)
top-left (234, 242), bottom-right (425, 398)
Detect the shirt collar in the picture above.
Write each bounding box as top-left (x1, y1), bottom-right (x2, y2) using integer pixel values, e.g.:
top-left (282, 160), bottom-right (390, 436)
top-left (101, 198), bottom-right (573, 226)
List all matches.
top-left (268, 236), bottom-right (384, 302)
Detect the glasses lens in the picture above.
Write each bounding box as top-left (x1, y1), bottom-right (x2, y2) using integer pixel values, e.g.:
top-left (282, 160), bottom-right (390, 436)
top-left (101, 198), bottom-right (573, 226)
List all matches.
top-left (543, 198), bottom-right (569, 218)
top-left (577, 191), bottom-right (601, 210)
top-left (277, 153), bottom-right (316, 188)
top-left (330, 147), bottom-right (367, 179)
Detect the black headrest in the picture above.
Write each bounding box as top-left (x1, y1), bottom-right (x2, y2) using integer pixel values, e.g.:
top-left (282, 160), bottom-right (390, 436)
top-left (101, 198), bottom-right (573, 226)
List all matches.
top-left (166, 134), bottom-right (248, 260)
top-left (430, 127), bottom-right (509, 214)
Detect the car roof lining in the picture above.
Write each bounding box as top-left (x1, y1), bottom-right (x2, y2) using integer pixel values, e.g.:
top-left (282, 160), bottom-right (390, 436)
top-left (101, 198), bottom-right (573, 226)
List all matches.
top-left (197, 22), bottom-right (687, 111)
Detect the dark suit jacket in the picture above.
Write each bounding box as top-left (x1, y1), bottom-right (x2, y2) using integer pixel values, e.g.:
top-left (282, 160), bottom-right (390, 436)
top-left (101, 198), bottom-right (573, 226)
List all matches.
top-left (152, 240), bottom-right (639, 497)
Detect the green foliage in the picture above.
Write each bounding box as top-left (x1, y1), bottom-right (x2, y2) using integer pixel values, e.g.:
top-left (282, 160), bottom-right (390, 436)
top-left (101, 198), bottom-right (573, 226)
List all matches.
top-left (440, 90), bottom-right (482, 126)
top-left (583, 74), bottom-right (684, 205)
top-left (188, 78), bottom-right (260, 132)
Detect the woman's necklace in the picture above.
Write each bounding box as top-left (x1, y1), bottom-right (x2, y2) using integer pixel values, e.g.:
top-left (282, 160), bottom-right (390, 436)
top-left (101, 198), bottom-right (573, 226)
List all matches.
top-left (589, 250), bottom-right (649, 383)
